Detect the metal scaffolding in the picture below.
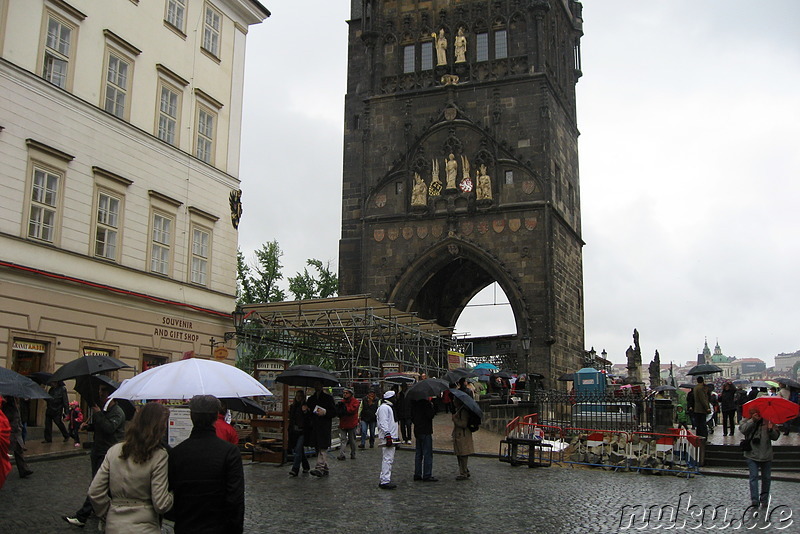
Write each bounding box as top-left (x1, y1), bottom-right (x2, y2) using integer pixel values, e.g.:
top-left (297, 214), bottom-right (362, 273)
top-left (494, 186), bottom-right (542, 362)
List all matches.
top-left (239, 295), bottom-right (460, 381)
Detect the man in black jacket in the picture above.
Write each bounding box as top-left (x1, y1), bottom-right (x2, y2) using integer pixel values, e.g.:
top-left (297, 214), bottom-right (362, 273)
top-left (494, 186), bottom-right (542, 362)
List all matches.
top-left (411, 398), bottom-right (437, 482)
top-left (307, 381), bottom-right (335, 477)
top-left (43, 380), bottom-right (70, 443)
top-left (169, 395), bottom-right (244, 534)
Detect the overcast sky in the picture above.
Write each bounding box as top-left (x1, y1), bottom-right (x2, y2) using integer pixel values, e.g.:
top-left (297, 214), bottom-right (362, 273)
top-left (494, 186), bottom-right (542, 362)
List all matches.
top-left (238, 1), bottom-right (800, 367)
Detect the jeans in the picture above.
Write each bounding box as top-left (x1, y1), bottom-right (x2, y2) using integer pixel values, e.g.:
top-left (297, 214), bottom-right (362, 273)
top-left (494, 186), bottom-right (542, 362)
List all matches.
top-left (400, 418), bottom-right (413, 442)
top-left (746, 458), bottom-right (772, 505)
top-left (338, 427), bottom-right (357, 458)
top-left (414, 434), bottom-right (433, 479)
top-left (721, 410), bottom-right (736, 435)
top-left (360, 420), bottom-right (376, 446)
top-left (692, 413), bottom-right (708, 439)
top-left (291, 434), bottom-right (309, 473)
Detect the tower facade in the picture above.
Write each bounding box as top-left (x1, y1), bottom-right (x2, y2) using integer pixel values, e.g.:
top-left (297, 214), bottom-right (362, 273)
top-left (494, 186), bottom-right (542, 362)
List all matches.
top-left (339, 0), bottom-right (585, 382)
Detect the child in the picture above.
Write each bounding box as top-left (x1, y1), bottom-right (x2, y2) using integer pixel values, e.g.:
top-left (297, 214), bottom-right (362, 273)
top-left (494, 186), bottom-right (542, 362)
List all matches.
top-left (675, 405), bottom-right (690, 431)
top-left (64, 401), bottom-right (83, 447)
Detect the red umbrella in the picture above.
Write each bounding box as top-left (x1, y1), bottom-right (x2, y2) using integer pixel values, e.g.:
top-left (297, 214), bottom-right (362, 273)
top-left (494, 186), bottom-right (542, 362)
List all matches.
top-left (743, 397), bottom-right (800, 424)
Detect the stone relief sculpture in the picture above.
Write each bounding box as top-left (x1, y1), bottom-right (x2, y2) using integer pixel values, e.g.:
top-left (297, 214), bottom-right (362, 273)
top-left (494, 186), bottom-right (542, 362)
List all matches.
top-left (454, 27), bottom-right (467, 63)
top-left (459, 155), bottom-right (473, 192)
top-left (476, 164), bottom-right (492, 200)
top-left (429, 159), bottom-right (443, 196)
top-left (411, 172), bottom-right (427, 206)
top-left (445, 153), bottom-right (458, 190)
top-left (433, 28), bottom-right (447, 66)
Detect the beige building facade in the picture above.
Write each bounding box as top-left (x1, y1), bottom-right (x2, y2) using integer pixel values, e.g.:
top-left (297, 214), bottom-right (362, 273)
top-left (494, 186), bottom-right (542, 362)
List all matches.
top-left (0, 0), bottom-right (269, 420)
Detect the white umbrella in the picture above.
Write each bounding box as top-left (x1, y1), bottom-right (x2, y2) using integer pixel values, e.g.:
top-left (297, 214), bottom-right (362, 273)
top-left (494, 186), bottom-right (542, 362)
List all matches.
top-left (109, 358), bottom-right (272, 401)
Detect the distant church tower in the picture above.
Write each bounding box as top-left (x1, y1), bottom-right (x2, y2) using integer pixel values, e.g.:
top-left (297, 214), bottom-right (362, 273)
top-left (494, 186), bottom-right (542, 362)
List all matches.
top-left (338, 0), bottom-right (586, 383)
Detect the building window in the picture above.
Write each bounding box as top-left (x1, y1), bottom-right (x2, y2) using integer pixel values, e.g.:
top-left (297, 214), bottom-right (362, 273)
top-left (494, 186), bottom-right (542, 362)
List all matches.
top-left (165, 0), bottom-right (186, 32)
top-left (104, 52), bottom-right (130, 118)
top-left (42, 15), bottom-right (73, 88)
top-left (504, 170), bottom-right (514, 185)
top-left (150, 212), bottom-right (172, 275)
top-left (202, 4), bottom-right (221, 58)
top-left (476, 33), bottom-right (488, 62)
top-left (421, 42), bottom-right (433, 71)
top-left (190, 227), bottom-right (210, 285)
top-left (495, 30), bottom-right (508, 59)
top-left (94, 191), bottom-right (120, 260)
top-left (403, 44), bottom-right (415, 73)
top-left (195, 106), bottom-right (216, 164)
top-left (28, 167), bottom-right (60, 242)
top-left (157, 83), bottom-right (180, 145)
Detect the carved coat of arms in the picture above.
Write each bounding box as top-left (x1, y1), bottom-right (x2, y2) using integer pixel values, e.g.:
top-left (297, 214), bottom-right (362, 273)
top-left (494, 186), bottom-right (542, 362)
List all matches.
top-left (374, 229), bottom-right (385, 242)
top-left (525, 217), bottom-right (538, 231)
top-left (492, 219), bottom-right (506, 233)
top-left (387, 228), bottom-right (399, 241)
top-left (402, 227), bottom-right (414, 240)
top-left (522, 181), bottom-right (537, 195)
top-left (508, 219), bottom-right (521, 232)
top-left (417, 226), bottom-right (428, 239)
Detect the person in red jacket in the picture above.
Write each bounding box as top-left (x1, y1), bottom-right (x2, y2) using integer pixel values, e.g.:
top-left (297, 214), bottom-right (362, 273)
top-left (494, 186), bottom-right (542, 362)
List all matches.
top-left (336, 388), bottom-right (360, 460)
top-left (214, 400), bottom-right (239, 446)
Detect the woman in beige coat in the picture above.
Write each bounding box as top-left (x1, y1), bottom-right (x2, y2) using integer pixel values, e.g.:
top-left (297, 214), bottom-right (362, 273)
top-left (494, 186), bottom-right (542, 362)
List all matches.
top-left (452, 398), bottom-right (474, 480)
top-left (89, 402), bottom-right (173, 534)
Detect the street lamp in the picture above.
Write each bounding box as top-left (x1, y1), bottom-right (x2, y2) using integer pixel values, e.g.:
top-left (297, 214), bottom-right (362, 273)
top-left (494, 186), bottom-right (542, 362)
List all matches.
top-left (210, 305), bottom-right (246, 348)
top-left (520, 336), bottom-right (531, 351)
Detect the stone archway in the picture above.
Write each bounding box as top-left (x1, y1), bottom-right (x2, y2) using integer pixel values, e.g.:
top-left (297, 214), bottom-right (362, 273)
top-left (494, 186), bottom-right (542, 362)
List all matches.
top-left (389, 238), bottom-right (529, 335)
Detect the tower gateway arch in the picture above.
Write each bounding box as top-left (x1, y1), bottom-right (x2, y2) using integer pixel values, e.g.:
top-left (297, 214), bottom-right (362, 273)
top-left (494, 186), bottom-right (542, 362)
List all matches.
top-left (339, 0), bottom-right (585, 385)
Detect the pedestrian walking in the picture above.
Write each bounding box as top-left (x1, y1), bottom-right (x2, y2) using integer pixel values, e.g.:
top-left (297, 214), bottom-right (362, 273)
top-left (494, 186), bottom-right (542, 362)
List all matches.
top-left (397, 382), bottom-right (413, 444)
top-left (307, 380), bottom-right (335, 477)
top-left (43, 380), bottom-right (70, 443)
top-left (376, 390), bottom-right (399, 489)
top-left (63, 384), bottom-right (126, 528)
top-left (452, 397), bottom-right (474, 480)
top-left (88, 402), bottom-right (173, 533)
top-left (1, 396), bottom-right (33, 479)
top-left (734, 385), bottom-right (748, 423)
top-left (65, 400), bottom-right (83, 447)
top-left (411, 397), bottom-right (437, 482)
top-left (336, 388), bottom-right (360, 460)
top-left (691, 377), bottom-right (710, 440)
top-left (358, 390), bottom-right (378, 448)
top-left (739, 406), bottom-right (780, 508)
top-left (168, 395), bottom-right (244, 534)
top-left (719, 382), bottom-right (737, 436)
top-left (288, 390), bottom-right (311, 476)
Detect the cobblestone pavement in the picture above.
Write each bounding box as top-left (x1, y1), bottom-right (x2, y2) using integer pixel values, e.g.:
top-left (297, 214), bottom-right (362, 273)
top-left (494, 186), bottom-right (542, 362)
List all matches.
top-left (2, 447), bottom-right (797, 533)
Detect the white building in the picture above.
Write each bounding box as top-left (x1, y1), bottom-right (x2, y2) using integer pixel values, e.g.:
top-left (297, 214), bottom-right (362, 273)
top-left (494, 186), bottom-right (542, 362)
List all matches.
top-left (0, 0), bottom-right (269, 417)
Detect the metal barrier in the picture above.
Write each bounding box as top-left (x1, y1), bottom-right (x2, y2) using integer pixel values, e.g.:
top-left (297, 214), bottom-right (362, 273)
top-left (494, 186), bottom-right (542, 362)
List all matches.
top-left (498, 413), bottom-right (701, 477)
top-left (626, 429), bottom-right (701, 476)
top-left (500, 414), bottom-right (566, 467)
top-left (562, 427), bottom-right (633, 470)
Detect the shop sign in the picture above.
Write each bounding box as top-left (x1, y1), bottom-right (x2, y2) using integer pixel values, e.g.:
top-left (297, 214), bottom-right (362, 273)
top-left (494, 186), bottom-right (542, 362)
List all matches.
top-left (154, 316), bottom-right (200, 342)
top-left (84, 349), bottom-right (112, 357)
top-left (12, 341), bottom-right (46, 353)
top-left (213, 347), bottom-right (228, 360)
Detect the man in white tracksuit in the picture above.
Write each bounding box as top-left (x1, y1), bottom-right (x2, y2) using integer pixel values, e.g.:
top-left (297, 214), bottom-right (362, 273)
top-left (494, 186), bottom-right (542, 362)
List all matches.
top-left (376, 390), bottom-right (400, 489)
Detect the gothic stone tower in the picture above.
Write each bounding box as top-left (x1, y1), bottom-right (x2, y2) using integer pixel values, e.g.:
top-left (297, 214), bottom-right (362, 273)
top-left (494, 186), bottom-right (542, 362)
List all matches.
top-left (339, 0), bottom-right (585, 383)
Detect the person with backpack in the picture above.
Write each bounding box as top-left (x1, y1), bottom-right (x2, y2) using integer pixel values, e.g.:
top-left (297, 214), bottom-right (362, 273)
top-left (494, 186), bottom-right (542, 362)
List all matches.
top-left (358, 390), bottom-right (379, 448)
top-left (451, 397), bottom-right (474, 480)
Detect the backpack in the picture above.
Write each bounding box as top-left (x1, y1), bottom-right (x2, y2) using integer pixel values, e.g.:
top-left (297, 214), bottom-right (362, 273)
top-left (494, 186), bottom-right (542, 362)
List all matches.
top-left (467, 410), bottom-right (481, 433)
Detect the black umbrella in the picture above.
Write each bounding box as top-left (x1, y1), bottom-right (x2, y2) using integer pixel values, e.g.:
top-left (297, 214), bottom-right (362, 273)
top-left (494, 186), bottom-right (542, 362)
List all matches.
top-left (732, 379), bottom-right (751, 386)
top-left (653, 385), bottom-right (676, 392)
top-left (384, 373), bottom-right (416, 384)
top-left (526, 372), bottom-right (545, 380)
top-left (775, 377), bottom-right (800, 389)
top-left (51, 355), bottom-right (131, 382)
top-left (74, 374), bottom-right (136, 420)
top-left (558, 373), bottom-right (574, 382)
top-left (443, 368), bottom-right (476, 384)
top-left (275, 365), bottom-right (339, 388)
top-left (686, 364), bottom-right (723, 376)
top-left (29, 371), bottom-right (53, 385)
top-left (0, 367), bottom-right (51, 400)
top-left (221, 397), bottom-right (267, 416)
top-left (449, 388), bottom-right (482, 419)
top-left (492, 371), bottom-right (514, 379)
top-left (406, 378), bottom-right (450, 401)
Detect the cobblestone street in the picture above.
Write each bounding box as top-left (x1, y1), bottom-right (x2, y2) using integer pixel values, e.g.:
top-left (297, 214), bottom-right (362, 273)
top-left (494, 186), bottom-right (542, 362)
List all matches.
top-left (2, 445), bottom-right (796, 533)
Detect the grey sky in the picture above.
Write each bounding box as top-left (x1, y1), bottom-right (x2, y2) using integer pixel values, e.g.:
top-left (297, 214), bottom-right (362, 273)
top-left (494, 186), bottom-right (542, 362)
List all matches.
top-left (238, 2), bottom-right (800, 367)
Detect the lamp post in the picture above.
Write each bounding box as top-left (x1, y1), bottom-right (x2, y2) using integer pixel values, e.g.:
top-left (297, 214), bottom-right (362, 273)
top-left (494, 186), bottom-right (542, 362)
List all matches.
top-left (210, 305), bottom-right (246, 349)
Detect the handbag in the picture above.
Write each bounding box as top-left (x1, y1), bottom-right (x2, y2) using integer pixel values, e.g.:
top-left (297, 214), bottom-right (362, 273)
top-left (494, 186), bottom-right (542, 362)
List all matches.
top-left (739, 438), bottom-right (752, 452)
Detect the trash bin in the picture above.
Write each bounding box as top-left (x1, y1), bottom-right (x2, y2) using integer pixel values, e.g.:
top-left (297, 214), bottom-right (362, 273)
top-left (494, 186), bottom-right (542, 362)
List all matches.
top-left (653, 399), bottom-right (673, 434)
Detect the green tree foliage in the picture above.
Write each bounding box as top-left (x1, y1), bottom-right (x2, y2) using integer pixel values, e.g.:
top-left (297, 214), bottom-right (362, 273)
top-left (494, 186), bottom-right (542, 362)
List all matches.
top-left (288, 259), bottom-right (338, 300)
top-left (235, 242), bottom-right (338, 372)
